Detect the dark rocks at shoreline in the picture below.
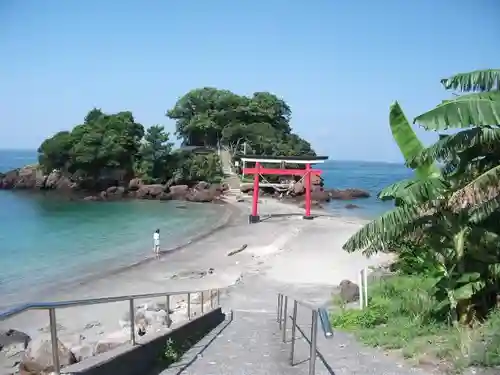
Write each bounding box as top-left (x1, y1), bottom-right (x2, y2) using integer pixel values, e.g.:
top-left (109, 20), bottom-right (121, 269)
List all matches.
top-left (0, 166), bottom-right (229, 204)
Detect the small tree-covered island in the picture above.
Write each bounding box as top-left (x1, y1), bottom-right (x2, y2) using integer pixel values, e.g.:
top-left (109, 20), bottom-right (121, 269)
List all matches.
top-left (0, 88), bottom-right (368, 203)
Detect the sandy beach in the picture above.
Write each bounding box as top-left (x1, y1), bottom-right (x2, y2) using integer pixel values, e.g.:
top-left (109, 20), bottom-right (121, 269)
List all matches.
top-left (0, 193), bottom-right (387, 373)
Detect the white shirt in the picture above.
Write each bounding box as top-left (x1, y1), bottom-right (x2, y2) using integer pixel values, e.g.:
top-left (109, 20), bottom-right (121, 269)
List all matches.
top-left (153, 232), bottom-right (160, 242)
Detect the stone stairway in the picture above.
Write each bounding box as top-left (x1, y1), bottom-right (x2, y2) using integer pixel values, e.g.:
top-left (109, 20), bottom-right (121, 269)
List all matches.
top-left (158, 274), bottom-right (432, 375)
top-left (220, 149), bottom-right (241, 195)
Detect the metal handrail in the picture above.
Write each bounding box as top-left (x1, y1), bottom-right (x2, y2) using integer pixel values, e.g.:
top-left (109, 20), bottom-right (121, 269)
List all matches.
top-left (277, 293), bottom-right (333, 375)
top-left (0, 288), bottom-right (222, 375)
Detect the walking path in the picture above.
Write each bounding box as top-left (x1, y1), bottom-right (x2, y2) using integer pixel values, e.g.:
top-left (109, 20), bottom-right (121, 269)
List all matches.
top-left (159, 216), bottom-right (432, 375)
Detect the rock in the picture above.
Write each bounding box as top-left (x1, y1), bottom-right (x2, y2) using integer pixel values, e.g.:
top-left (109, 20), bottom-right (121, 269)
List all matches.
top-left (136, 184), bottom-right (165, 199)
top-left (0, 329), bottom-right (30, 362)
top-left (55, 176), bottom-right (76, 191)
top-left (310, 190), bottom-right (330, 202)
top-left (19, 335), bottom-right (76, 374)
top-left (299, 200), bottom-right (322, 209)
top-left (345, 204), bottom-right (360, 209)
top-left (93, 330), bottom-right (129, 355)
top-left (186, 189), bottom-right (217, 203)
top-left (70, 343), bottom-right (94, 362)
top-left (44, 171), bottom-right (60, 189)
top-left (311, 174), bottom-right (323, 186)
top-left (0, 169), bottom-right (19, 189)
top-left (240, 183), bottom-right (253, 193)
top-left (194, 181), bottom-right (210, 190)
top-left (293, 181), bottom-right (304, 195)
top-left (169, 185), bottom-right (189, 200)
top-left (328, 188), bottom-right (370, 200)
top-left (338, 280), bottom-right (360, 303)
top-left (105, 186), bottom-right (125, 197)
top-left (128, 178), bottom-right (143, 191)
top-left (83, 195), bottom-right (97, 201)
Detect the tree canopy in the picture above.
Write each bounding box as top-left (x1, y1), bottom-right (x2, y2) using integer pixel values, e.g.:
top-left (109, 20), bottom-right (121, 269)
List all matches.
top-left (166, 87), bottom-right (314, 156)
top-left (37, 87), bottom-right (314, 189)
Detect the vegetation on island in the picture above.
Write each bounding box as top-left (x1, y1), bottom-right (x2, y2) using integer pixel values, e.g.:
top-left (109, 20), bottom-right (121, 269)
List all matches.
top-left (36, 88), bottom-right (314, 190)
top-left (333, 69), bottom-right (500, 371)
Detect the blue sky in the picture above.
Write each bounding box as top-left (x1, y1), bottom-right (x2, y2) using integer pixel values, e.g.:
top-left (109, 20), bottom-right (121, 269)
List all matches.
top-left (1, 0), bottom-right (498, 162)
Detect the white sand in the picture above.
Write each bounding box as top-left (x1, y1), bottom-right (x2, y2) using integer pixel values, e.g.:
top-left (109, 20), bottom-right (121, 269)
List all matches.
top-left (0, 194), bottom-right (387, 372)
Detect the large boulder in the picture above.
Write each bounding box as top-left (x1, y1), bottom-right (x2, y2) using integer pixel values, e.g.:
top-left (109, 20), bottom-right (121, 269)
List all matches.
top-left (12, 166), bottom-right (39, 189)
top-left (128, 178), bottom-right (143, 191)
top-left (19, 335), bottom-right (76, 374)
top-left (0, 169), bottom-right (19, 189)
top-left (169, 185), bottom-right (189, 200)
top-left (328, 188), bottom-right (370, 200)
top-left (186, 188), bottom-right (217, 203)
top-left (339, 279), bottom-right (360, 303)
top-left (194, 181), bottom-right (210, 190)
top-left (136, 184), bottom-right (165, 199)
top-left (105, 186), bottom-right (125, 199)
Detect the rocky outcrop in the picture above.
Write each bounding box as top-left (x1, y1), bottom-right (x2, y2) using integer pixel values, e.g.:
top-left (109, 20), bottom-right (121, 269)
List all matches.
top-left (328, 188), bottom-right (370, 200)
top-left (0, 167), bottom-right (227, 204)
top-left (19, 335), bottom-right (76, 374)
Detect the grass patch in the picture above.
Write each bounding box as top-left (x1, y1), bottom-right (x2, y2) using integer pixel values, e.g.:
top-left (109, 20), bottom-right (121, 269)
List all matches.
top-left (330, 275), bottom-right (500, 372)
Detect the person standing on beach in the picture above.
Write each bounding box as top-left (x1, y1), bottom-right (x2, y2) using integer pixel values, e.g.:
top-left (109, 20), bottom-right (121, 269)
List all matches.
top-left (153, 229), bottom-right (160, 258)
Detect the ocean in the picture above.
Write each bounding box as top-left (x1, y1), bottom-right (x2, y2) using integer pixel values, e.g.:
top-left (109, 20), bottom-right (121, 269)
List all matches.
top-left (0, 150), bottom-right (411, 306)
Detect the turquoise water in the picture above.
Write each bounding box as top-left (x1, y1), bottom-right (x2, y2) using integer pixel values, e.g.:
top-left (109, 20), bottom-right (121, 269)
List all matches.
top-left (0, 150), bottom-right (226, 307)
top-left (321, 160), bottom-right (412, 218)
top-left (0, 150), bottom-right (411, 306)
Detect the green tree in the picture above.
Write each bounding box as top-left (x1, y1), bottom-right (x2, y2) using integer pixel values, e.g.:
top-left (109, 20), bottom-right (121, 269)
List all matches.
top-left (138, 125), bottom-right (174, 182)
top-left (342, 69), bottom-right (500, 324)
top-left (37, 131), bottom-right (74, 173)
top-left (167, 87), bottom-right (314, 157)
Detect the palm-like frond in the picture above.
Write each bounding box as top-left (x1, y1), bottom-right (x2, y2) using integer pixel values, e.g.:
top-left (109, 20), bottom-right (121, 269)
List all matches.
top-left (378, 178), bottom-right (415, 201)
top-left (449, 164), bottom-right (500, 211)
top-left (410, 127), bottom-right (500, 166)
top-left (378, 177), bottom-right (449, 205)
top-left (414, 92), bottom-right (500, 131)
top-left (389, 101), bottom-right (440, 178)
top-left (441, 69), bottom-right (500, 92)
top-left (342, 202), bottom-right (437, 253)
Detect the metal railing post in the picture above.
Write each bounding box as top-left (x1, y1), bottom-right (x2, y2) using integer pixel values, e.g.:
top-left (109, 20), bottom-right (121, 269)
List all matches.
top-left (129, 299), bottom-right (136, 345)
top-left (277, 294), bottom-right (281, 322)
top-left (290, 300), bottom-right (298, 365)
top-left (282, 296), bottom-right (288, 343)
top-left (48, 308), bottom-right (60, 375)
top-left (309, 310), bottom-right (318, 375)
top-left (165, 295), bottom-right (170, 314)
top-left (187, 293), bottom-right (191, 319)
top-left (278, 294), bottom-right (283, 329)
top-left (217, 288), bottom-right (220, 306)
top-left (210, 290), bottom-right (214, 309)
top-left (201, 291), bottom-right (204, 314)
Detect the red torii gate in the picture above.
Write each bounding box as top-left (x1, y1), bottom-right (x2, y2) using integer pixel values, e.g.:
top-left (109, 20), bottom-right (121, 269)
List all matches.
top-left (240, 155), bottom-right (329, 223)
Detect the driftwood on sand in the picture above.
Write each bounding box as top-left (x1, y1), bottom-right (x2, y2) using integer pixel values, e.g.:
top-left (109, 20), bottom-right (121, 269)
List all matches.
top-left (227, 244), bottom-right (248, 256)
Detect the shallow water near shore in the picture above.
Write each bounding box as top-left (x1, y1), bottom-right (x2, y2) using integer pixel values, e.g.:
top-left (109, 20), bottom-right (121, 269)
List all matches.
top-left (0, 150), bottom-right (228, 307)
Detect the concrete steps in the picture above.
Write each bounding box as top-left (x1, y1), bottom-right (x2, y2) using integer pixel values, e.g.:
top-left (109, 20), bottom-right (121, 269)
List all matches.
top-left (158, 310), bottom-right (312, 375)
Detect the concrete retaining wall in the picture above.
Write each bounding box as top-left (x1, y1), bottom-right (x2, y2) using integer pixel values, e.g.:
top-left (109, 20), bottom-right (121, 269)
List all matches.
top-left (64, 308), bottom-right (226, 375)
